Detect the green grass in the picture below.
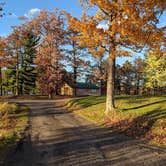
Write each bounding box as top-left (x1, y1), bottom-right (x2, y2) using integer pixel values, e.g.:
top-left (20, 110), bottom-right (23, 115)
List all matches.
top-left (0, 102), bottom-right (29, 164)
top-left (64, 95), bottom-right (166, 147)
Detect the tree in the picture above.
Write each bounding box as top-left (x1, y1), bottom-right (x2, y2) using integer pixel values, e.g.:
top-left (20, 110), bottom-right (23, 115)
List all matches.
top-left (19, 30), bottom-right (39, 95)
top-left (67, 0), bottom-right (166, 114)
top-left (121, 61), bottom-right (134, 95)
top-left (30, 10), bottom-right (65, 98)
top-left (144, 50), bottom-right (166, 95)
top-left (86, 55), bottom-right (107, 95)
top-left (7, 27), bottom-right (23, 96)
top-left (133, 58), bottom-right (145, 95)
top-left (5, 24), bottom-right (40, 96)
top-left (65, 30), bottom-right (90, 96)
top-left (0, 37), bottom-right (9, 95)
top-left (115, 64), bottom-right (122, 95)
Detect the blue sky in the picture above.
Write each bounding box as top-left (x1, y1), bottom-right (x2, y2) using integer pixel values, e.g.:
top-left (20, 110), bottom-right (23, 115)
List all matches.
top-left (0, 0), bottom-right (82, 36)
top-left (0, 0), bottom-right (165, 65)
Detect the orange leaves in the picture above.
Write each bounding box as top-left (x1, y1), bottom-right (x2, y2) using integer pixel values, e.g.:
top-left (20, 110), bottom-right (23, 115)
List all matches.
top-left (31, 10), bottom-right (65, 95)
top-left (75, 0), bottom-right (165, 54)
top-left (0, 37), bottom-right (10, 67)
top-left (116, 50), bottom-right (132, 57)
top-left (67, 14), bottom-right (81, 33)
top-left (89, 47), bottom-right (105, 57)
top-left (67, 12), bottom-right (107, 48)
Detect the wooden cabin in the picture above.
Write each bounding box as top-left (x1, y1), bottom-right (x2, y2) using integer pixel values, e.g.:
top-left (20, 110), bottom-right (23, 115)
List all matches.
top-left (60, 82), bottom-right (100, 96)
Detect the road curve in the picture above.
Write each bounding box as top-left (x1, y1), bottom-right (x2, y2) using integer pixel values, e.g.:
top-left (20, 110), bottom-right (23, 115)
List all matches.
top-left (6, 101), bottom-right (166, 166)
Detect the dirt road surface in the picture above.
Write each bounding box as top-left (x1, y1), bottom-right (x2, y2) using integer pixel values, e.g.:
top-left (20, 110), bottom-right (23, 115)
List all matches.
top-left (6, 100), bottom-right (166, 166)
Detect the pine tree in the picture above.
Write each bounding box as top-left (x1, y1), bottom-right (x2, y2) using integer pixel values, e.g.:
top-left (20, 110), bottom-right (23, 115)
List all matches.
top-left (19, 31), bottom-right (39, 94)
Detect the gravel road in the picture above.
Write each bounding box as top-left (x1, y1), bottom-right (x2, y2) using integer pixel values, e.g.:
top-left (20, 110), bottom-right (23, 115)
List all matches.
top-left (6, 100), bottom-right (166, 166)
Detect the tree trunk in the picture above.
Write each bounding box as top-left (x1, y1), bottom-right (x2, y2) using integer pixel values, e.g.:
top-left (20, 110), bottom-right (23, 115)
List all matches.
top-left (105, 57), bottom-right (115, 114)
top-left (73, 41), bottom-right (77, 97)
top-left (73, 66), bottom-right (77, 96)
top-left (48, 93), bottom-right (52, 99)
top-left (135, 76), bottom-right (140, 95)
top-left (99, 58), bottom-right (102, 96)
top-left (15, 60), bottom-right (19, 96)
top-left (99, 80), bottom-right (102, 96)
top-left (0, 67), bottom-right (2, 96)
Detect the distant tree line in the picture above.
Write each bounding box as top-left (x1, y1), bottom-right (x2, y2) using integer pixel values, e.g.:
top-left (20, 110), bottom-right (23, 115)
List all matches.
top-left (86, 55), bottom-right (166, 96)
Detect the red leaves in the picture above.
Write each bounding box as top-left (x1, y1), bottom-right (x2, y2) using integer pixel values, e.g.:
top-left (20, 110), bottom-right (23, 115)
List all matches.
top-left (32, 10), bottom-right (65, 96)
top-left (0, 37), bottom-right (10, 67)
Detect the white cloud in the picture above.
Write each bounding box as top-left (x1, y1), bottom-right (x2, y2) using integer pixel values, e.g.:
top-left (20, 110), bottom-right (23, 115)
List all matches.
top-left (25, 8), bottom-right (41, 18)
top-left (97, 24), bottom-right (109, 31)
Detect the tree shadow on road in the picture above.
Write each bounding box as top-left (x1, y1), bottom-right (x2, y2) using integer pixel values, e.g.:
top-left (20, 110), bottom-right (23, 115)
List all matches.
top-left (6, 106), bottom-right (166, 166)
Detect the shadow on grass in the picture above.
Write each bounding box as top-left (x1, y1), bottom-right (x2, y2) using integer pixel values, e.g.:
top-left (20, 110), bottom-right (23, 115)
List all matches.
top-left (113, 106), bottom-right (166, 142)
top-left (123, 100), bottom-right (166, 111)
top-left (65, 96), bottom-right (106, 109)
top-left (126, 99), bottom-right (149, 104)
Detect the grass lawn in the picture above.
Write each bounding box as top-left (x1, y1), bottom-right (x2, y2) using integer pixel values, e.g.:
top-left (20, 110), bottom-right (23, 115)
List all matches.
top-left (0, 102), bottom-right (29, 164)
top-left (64, 95), bottom-right (166, 147)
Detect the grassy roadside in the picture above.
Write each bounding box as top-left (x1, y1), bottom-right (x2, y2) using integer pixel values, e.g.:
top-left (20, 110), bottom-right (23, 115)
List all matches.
top-left (0, 102), bottom-right (29, 164)
top-left (64, 95), bottom-right (166, 147)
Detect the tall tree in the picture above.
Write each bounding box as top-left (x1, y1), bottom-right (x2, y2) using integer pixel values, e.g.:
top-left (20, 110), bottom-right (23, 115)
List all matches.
top-left (29, 10), bottom-right (65, 98)
top-left (133, 58), bottom-right (145, 95)
top-left (65, 30), bottom-right (89, 96)
top-left (67, 0), bottom-right (166, 113)
top-left (115, 64), bottom-right (122, 95)
top-left (144, 50), bottom-right (166, 95)
top-left (86, 55), bottom-right (107, 95)
top-left (19, 30), bottom-right (39, 94)
top-left (121, 61), bottom-right (134, 95)
top-left (6, 26), bottom-right (36, 96)
top-left (7, 27), bottom-right (23, 96)
top-left (0, 37), bottom-right (9, 95)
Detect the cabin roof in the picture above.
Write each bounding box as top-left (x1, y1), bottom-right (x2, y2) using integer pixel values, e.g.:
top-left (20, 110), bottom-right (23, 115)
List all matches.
top-left (64, 82), bottom-right (99, 89)
top-left (74, 82), bottom-right (99, 89)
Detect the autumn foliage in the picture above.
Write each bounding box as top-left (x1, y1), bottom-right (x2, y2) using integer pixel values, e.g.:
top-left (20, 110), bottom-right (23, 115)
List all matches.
top-left (0, 3), bottom-right (165, 99)
top-left (29, 10), bottom-right (65, 98)
top-left (67, 0), bottom-right (166, 113)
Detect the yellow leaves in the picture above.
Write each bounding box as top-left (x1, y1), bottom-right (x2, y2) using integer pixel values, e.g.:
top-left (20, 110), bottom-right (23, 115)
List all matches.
top-left (95, 12), bottom-right (102, 20)
top-left (144, 50), bottom-right (166, 88)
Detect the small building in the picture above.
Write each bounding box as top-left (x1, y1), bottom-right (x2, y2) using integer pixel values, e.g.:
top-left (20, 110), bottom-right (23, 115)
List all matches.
top-left (60, 82), bottom-right (100, 96)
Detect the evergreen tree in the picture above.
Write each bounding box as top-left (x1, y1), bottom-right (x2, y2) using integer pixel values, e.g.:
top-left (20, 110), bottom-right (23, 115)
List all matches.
top-left (6, 28), bottom-right (39, 95)
top-left (19, 31), bottom-right (39, 94)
